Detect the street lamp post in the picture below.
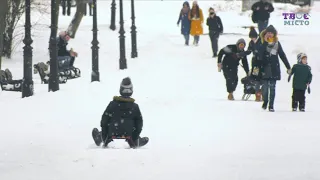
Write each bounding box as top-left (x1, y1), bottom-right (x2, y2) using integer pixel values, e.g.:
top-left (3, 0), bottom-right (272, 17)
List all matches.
top-left (48, 0), bottom-right (60, 92)
top-left (130, 0), bottom-right (137, 58)
top-left (118, 0), bottom-right (127, 70)
top-left (91, 0), bottom-right (100, 82)
top-left (22, 0), bottom-right (34, 98)
top-left (110, 0), bottom-right (116, 30)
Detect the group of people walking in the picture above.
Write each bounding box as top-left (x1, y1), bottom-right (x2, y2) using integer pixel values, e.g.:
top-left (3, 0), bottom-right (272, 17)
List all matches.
top-left (177, 1), bottom-right (223, 57)
top-left (177, 0), bottom-right (313, 112)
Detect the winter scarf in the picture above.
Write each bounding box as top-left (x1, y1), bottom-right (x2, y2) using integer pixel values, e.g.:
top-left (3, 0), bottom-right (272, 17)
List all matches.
top-left (266, 41), bottom-right (279, 55)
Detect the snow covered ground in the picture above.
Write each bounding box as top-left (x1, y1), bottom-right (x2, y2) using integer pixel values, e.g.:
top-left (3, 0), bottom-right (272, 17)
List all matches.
top-left (1, 1), bottom-right (320, 180)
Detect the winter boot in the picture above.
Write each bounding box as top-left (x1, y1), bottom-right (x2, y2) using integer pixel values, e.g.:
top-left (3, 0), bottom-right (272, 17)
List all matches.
top-left (255, 90), bottom-right (262, 101)
top-left (92, 128), bottom-right (102, 146)
top-left (268, 105), bottom-right (274, 112)
top-left (127, 137), bottom-right (149, 148)
top-left (213, 52), bottom-right (217, 58)
top-left (299, 103), bottom-right (305, 112)
top-left (228, 92), bottom-right (234, 100)
top-left (262, 101), bottom-right (268, 110)
top-left (292, 101), bottom-right (298, 112)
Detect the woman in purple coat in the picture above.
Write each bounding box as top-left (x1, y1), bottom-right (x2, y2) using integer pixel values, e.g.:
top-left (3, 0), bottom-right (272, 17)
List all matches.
top-left (177, 1), bottom-right (191, 45)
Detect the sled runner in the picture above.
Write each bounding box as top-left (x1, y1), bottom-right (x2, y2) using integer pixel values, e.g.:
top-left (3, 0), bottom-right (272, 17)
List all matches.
top-left (92, 127), bottom-right (149, 149)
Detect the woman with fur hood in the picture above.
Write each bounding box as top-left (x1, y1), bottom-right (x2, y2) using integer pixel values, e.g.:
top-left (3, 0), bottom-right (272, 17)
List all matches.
top-left (177, 1), bottom-right (191, 45)
top-left (188, 1), bottom-right (204, 46)
top-left (257, 25), bottom-right (291, 112)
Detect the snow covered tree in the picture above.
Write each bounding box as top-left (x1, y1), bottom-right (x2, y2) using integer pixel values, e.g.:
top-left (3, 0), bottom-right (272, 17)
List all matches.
top-left (0, 0), bottom-right (50, 59)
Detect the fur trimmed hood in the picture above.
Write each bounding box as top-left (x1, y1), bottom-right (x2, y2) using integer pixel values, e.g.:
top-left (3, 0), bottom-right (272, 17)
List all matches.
top-left (260, 25), bottom-right (278, 43)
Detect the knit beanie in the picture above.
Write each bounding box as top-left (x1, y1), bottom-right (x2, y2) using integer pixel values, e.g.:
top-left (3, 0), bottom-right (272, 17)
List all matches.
top-left (249, 26), bottom-right (258, 38)
top-left (119, 77), bottom-right (133, 97)
top-left (236, 38), bottom-right (246, 50)
top-left (297, 53), bottom-right (307, 64)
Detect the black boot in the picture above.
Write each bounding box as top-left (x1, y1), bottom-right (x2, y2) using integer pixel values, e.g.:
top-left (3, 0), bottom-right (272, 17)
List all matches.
top-left (292, 101), bottom-right (298, 111)
top-left (127, 137), bottom-right (149, 148)
top-left (213, 52), bottom-right (217, 58)
top-left (299, 103), bottom-right (305, 112)
top-left (268, 105), bottom-right (274, 112)
top-left (262, 101), bottom-right (268, 110)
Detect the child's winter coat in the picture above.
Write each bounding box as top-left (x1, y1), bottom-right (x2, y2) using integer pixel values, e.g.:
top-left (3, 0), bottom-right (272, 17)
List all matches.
top-left (291, 63), bottom-right (312, 90)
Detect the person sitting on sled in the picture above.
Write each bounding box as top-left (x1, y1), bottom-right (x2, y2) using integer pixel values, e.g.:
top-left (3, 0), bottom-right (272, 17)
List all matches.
top-left (57, 31), bottom-right (78, 71)
top-left (93, 77), bottom-right (149, 148)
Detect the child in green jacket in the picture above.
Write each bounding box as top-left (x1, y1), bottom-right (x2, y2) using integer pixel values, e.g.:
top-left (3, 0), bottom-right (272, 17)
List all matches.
top-left (289, 53), bottom-right (312, 112)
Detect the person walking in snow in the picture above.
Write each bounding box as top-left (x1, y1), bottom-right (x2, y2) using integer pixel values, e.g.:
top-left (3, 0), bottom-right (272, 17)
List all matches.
top-left (288, 53), bottom-right (312, 112)
top-left (257, 25), bottom-right (291, 112)
top-left (177, 1), bottom-right (191, 45)
top-left (206, 7), bottom-right (223, 57)
top-left (188, 1), bottom-right (204, 46)
top-left (251, 0), bottom-right (274, 34)
top-left (246, 27), bottom-right (262, 101)
top-left (217, 38), bottom-right (250, 100)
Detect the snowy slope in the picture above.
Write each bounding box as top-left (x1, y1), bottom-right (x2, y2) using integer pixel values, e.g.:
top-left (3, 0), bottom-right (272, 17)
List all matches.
top-left (1, 1), bottom-right (320, 180)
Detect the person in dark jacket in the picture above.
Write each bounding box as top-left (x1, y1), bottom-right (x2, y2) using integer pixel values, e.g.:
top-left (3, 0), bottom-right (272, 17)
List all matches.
top-left (218, 38), bottom-right (250, 100)
top-left (246, 27), bottom-right (262, 101)
top-left (206, 7), bottom-right (223, 57)
top-left (93, 77), bottom-right (149, 148)
top-left (177, 1), bottom-right (191, 45)
top-left (257, 25), bottom-right (291, 111)
top-left (251, 0), bottom-right (274, 34)
top-left (289, 53), bottom-right (312, 112)
top-left (57, 31), bottom-right (78, 71)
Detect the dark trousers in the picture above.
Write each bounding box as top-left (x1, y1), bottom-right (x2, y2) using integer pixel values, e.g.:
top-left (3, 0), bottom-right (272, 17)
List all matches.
top-left (57, 56), bottom-right (75, 71)
top-left (262, 80), bottom-right (276, 107)
top-left (223, 68), bottom-right (238, 93)
top-left (183, 33), bottom-right (190, 45)
top-left (292, 89), bottom-right (306, 109)
top-left (193, 35), bottom-right (200, 44)
top-left (258, 20), bottom-right (268, 34)
top-left (209, 31), bottom-right (219, 55)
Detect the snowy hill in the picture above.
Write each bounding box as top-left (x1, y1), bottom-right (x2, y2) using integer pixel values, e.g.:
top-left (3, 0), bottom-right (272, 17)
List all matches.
top-left (1, 1), bottom-right (320, 180)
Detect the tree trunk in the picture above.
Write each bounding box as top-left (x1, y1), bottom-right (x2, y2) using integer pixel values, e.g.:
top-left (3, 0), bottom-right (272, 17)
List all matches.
top-left (2, 0), bottom-right (25, 59)
top-left (67, 0), bottom-right (86, 38)
top-left (0, 0), bottom-right (9, 69)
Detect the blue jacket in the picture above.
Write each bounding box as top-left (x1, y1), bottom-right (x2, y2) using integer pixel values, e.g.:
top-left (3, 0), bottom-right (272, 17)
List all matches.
top-left (177, 2), bottom-right (191, 35)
